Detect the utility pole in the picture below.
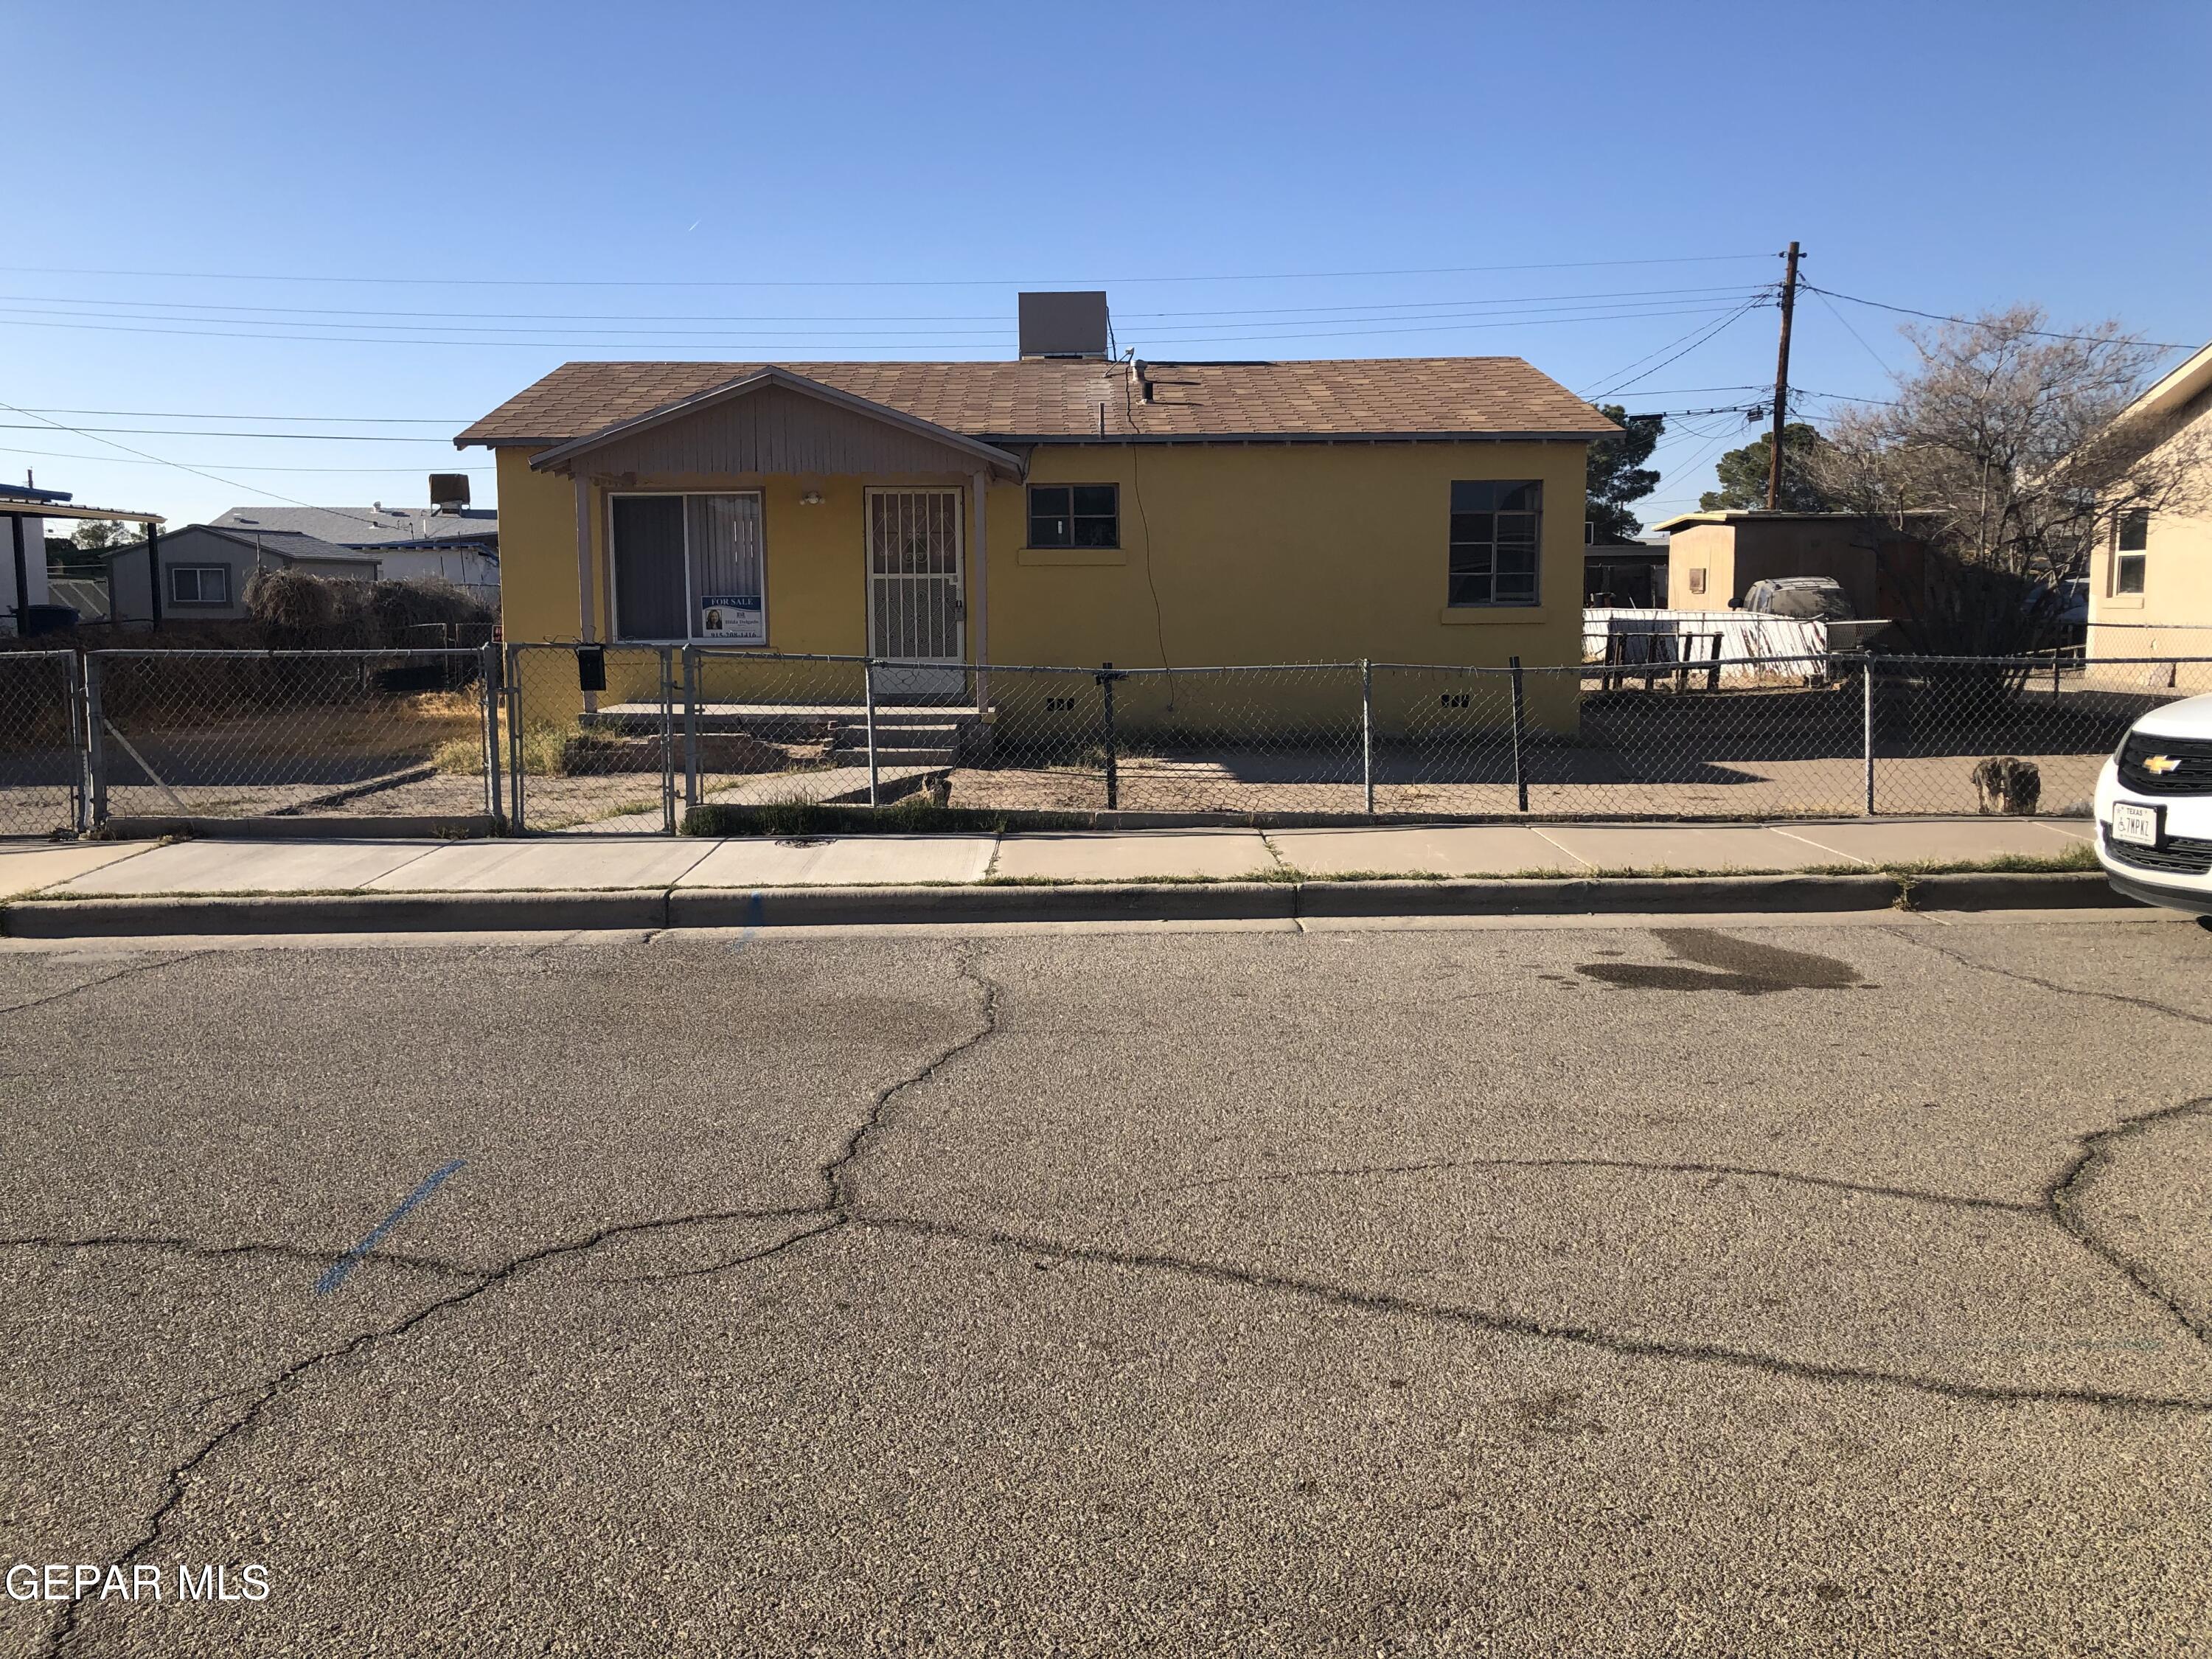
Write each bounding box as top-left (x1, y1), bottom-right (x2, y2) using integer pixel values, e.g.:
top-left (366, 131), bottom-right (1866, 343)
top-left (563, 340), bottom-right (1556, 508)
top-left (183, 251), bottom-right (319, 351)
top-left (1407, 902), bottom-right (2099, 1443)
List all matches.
top-left (1765, 240), bottom-right (1801, 511)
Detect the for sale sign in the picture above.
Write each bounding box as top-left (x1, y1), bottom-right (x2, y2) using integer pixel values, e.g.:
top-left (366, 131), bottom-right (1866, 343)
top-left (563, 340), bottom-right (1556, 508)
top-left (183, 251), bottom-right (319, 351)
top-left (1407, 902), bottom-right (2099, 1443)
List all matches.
top-left (699, 594), bottom-right (764, 644)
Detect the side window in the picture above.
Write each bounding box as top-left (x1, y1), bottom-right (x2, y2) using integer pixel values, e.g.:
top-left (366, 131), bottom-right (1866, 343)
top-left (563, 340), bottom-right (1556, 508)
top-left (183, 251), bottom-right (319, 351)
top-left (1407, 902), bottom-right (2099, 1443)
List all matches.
top-left (170, 565), bottom-right (229, 605)
top-left (1447, 481), bottom-right (1542, 606)
top-left (2115, 508), bottom-right (2148, 595)
top-left (1028, 484), bottom-right (1119, 549)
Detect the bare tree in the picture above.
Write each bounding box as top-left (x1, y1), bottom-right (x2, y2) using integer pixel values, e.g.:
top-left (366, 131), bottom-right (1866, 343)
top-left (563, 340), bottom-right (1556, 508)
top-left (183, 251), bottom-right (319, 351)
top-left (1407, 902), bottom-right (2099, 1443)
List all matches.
top-left (1811, 306), bottom-right (2209, 653)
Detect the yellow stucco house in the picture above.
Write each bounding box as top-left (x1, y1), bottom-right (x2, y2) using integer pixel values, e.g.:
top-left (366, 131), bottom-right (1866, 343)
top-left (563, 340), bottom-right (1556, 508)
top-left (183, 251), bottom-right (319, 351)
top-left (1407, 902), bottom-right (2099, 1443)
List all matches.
top-left (454, 293), bottom-right (1618, 731)
top-left (2087, 338), bottom-right (2212, 660)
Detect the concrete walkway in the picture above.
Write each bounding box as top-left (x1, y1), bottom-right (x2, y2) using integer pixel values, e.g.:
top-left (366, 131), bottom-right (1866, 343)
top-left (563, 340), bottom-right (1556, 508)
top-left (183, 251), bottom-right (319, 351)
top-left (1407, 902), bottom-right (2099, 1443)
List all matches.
top-left (3, 817), bottom-right (2096, 902)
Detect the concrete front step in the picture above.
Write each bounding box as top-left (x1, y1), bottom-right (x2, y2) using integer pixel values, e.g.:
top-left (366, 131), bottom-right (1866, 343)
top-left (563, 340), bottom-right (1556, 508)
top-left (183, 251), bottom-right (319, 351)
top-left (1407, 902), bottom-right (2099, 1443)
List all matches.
top-left (590, 703), bottom-right (983, 739)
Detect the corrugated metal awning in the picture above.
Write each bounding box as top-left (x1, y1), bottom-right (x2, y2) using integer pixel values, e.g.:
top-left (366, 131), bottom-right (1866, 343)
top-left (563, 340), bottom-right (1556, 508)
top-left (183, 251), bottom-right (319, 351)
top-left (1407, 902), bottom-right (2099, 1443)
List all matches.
top-left (0, 499), bottom-right (164, 524)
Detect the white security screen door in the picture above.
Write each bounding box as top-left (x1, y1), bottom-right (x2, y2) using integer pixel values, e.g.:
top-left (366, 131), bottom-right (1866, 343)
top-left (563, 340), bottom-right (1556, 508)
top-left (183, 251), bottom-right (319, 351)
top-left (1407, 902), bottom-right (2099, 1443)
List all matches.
top-left (866, 488), bottom-right (967, 698)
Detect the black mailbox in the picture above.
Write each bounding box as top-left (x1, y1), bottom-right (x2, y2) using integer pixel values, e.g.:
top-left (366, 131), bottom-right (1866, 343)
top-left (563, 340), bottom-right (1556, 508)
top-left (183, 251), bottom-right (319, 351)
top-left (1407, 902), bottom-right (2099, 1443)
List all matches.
top-left (577, 646), bottom-right (606, 692)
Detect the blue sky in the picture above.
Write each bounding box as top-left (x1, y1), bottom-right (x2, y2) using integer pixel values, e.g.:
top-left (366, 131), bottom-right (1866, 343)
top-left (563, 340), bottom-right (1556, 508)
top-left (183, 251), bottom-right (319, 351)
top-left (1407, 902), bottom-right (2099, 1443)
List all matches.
top-left (11, 0), bottom-right (2208, 529)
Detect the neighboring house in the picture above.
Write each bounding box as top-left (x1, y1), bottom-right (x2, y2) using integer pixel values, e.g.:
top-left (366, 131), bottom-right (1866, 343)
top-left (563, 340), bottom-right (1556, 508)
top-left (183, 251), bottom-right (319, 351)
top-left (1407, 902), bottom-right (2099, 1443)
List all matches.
top-left (1652, 510), bottom-right (1928, 619)
top-left (453, 292), bottom-right (1619, 730)
top-left (2087, 338), bottom-right (2212, 660)
top-left (102, 525), bottom-right (381, 624)
top-left (209, 499), bottom-right (499, 595)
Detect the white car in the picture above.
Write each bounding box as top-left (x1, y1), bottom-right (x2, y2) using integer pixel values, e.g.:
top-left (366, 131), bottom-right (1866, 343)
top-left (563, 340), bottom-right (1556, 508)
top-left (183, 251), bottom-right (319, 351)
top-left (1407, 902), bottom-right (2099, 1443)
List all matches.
top-left (2094, 692), bottom-right (2212, 921)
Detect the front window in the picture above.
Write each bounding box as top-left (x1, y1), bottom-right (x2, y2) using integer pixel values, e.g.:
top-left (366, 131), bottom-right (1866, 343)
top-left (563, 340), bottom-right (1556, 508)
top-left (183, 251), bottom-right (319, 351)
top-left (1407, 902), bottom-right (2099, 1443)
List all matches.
top-left (1028, 484), bottom-right (1119, 549)
top-left (1448, 480), bottom-right (1541, 606)
top-left (609, 492), bottom-right (765, 642)
top-left (169, 565), bottom-right (229, 606)
top-left (2115, 507), bottom-right (2148, 594)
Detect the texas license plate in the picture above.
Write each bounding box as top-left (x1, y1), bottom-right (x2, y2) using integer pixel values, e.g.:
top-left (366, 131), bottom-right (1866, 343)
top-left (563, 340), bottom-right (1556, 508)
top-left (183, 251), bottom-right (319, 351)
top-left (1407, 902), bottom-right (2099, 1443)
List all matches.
top-left (2111, 801), bottom-right (2161, 847)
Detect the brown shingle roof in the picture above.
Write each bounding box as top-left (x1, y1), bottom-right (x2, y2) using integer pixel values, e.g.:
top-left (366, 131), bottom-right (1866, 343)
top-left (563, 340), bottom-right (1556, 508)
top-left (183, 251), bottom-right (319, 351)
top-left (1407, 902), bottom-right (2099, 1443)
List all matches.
top-left (454, 358), bottom-right (1618, 448)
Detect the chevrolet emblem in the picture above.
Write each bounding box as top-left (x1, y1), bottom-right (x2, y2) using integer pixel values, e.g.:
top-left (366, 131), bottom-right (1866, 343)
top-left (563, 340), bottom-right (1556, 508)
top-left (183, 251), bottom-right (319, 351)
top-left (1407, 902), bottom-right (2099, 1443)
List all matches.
top-left (2143, 754), bottom-right (2182, 774)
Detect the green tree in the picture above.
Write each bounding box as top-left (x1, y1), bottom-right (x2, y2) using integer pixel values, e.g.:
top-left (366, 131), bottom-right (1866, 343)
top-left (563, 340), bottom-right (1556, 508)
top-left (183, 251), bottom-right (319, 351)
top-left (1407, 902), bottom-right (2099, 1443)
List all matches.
top-left (1584, 403), bottom-right (1663, 542)
top-left (1699, 423), bottom-right (1840, 512)
top-left (70, 520), bottom-right (132, 552)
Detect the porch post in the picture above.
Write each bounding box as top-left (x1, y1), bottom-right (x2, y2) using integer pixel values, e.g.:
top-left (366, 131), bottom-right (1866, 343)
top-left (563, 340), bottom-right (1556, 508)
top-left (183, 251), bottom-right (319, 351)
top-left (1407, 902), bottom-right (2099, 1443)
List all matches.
top-left (970, 470), bottom-right (990, 715)
top-left (573, 473), bottom-right (597, 714)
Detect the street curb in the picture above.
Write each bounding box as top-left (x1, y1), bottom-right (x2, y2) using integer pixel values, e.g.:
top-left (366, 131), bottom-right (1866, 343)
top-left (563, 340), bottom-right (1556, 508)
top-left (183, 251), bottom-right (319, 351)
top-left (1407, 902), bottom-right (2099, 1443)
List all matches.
top-left (1902, 870), bottom-right (2132, 911)
top-left (1295, 872), bottom-right (1904, 917)
top-left (0, 869), bottom-right (2127, 938)
top-left (669, 882), bottom-right (1299, 928)
top-left (0, 890), bottom-right (665, 939)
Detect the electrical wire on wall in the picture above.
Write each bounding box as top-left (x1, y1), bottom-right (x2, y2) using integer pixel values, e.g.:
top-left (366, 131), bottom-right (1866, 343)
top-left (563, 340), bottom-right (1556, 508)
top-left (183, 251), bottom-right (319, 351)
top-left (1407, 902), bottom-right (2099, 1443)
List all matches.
top-left (1118, 358), bottom-right (1175, 700)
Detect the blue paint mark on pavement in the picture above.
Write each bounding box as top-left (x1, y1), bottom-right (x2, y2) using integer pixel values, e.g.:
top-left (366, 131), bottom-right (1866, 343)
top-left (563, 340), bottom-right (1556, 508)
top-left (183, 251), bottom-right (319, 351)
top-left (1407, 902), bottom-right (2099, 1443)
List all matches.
top-left (730, 890), bottom-right (765, 951)
top-left (315, 1159), bottom-right (467, 1296)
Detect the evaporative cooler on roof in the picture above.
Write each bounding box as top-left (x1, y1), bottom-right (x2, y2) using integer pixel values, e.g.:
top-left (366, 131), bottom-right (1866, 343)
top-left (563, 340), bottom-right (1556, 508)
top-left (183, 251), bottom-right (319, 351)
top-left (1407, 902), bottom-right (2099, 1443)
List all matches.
top-left (1017, 292), bottom-right (1110, 360)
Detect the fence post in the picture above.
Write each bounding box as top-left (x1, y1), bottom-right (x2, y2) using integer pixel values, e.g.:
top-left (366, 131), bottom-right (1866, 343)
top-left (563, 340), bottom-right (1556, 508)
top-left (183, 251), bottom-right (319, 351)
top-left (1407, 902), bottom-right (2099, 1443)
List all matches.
top-left (66, 653), bottom-right (88, 835)
top-left (1099, 662), bottom-right (1119, 810)
top-left (682, 644), bottom-right (700, 813)
top-left (480, 641), bottom-right (503, 828)
top-left (863, 657), bottom-right (880, 809)
top-left (1862, 655), bottom-right (1877, 816)
top-left (1360, 658), bottom-right (1374, 818)
top-left (83, 653), bottom-right (108, 830)
top-left (1509, 655), bottom-right (1528, 815)
top-left (506, 644), bottom-right (526, 835)
top-left (659, 646), bottom-right (677, 834)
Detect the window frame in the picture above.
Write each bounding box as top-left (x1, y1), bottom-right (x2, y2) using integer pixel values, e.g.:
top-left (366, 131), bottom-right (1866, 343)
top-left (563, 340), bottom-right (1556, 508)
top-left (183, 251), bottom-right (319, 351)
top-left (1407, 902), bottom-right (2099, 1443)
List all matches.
top-left (1026, 482), bottom-right (1120, 551)
top-left (605, 489), bottom-right (769, 645)
top-left (1446, 479), bottom-right (1543, 608)
top-left (2115, 507), bottom-right (2149, 595)
top-left (168, 563), bottom-right (230, 607)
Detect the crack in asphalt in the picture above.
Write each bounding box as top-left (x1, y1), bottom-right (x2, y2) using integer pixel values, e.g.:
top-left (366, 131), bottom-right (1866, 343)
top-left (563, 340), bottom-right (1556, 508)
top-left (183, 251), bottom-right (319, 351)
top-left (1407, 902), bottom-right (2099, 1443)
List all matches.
top-left (28, 933), bottom-right (2212, 1653)
top-left (1141, 1156), bottom-right (2039, 1215)
top-left (0, 950), bottom-right (206, 1018)
top-left (857, 1213), bottom-right (2212, 1415)
top-left (1888, 928), bottom-right (2212, 1029)
top-left (35, 942), bottom-right (1007, 1658)
top-left (2048, 1096), bottom-right (2212, 1352)
top-left (0, 1233), bottom-right (481, 1280)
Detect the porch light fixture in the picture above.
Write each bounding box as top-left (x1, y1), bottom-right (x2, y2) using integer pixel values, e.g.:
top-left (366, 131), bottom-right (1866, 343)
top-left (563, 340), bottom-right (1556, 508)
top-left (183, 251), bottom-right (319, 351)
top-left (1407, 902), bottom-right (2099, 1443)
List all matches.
top-left (799, 490), bottom-right (824, 506)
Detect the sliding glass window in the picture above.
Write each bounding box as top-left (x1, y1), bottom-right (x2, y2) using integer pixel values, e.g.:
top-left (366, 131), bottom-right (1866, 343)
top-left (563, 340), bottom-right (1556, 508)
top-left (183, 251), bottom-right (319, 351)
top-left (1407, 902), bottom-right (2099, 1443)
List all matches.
top-left (609, 493), bottom-right (767, 643)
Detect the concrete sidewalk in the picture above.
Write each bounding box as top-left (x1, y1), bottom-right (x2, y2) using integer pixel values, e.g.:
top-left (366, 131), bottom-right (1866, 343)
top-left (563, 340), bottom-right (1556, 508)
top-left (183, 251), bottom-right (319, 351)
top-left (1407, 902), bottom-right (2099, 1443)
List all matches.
top-left (0, 817), bottom-right (2119, 938)
top-left (1, 817), bottom-right (2097, 904)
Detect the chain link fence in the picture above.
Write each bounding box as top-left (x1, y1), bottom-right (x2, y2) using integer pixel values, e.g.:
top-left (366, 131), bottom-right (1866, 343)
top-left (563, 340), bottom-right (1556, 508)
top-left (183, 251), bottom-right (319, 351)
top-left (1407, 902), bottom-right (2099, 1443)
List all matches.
top-left (81, 648), bottom-right (496, 827)
top-left (5, 644), bottom-right (2210, 838)
top-left (0, 650), bottom-right (85, 837)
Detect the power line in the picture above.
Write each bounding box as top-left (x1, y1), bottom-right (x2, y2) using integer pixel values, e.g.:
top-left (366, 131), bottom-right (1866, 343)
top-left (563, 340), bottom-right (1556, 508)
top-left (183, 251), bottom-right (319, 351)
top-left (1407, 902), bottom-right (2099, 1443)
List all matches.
top-left (0, 444), bottom-right (493, 474)
top-left (0, 252), bottom-right (1781, 291)
top-left (1801, 284), bottom-right (2190, 351)
top-left (1579, 297), bottom-right (1772, 400)
top-left (1806, 285), bottom-right (1894, 377)
top-left (0, 300), bottom-right (1753, 352)
top-left (1587, 297), bottom-right (1772, 400)
top-left (0, 291), bottom-right (1761, 343)
top-left (16, 408), bottom-right (468, 423)
top-left (0, 399), bottom-right (400, 529)
top-left (0, 280), bottom-right (1767, 328)
top-left (0, 423), bottom-right (462, 442)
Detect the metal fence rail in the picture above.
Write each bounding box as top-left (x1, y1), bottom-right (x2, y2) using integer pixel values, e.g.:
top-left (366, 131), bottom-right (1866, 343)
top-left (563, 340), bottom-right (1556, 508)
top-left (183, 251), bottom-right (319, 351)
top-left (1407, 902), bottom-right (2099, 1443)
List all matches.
top-left (4, 644), bottom-right (2209, 838)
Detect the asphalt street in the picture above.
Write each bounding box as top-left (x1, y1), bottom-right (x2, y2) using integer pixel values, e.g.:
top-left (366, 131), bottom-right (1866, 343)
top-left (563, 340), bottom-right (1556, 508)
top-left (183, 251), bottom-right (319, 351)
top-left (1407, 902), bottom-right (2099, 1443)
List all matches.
top-left (2, 910), bottom-right (2211, 1655)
